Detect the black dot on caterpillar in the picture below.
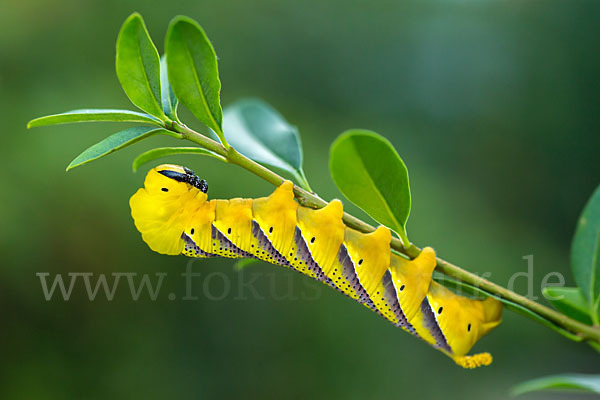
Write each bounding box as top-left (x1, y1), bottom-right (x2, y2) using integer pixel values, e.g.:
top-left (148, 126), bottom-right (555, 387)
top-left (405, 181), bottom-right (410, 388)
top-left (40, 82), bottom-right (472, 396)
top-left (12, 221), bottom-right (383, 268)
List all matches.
top-left (399, 284), bottom-right (405, 291)
top-left (358, 259), bottom-right (363, 266)
top-left (269, 227), bottom-right (273, 234)
top-left (438, 307), bottom-right (443, 315)
top-left (161, 188), bottom-right (168, 192)
top-left (468, 323), bottom-right (472, 332)
top-left (310, 237), bottom-right (315, 244)
top-left (191, 228), bottom-right (195, 235)
top-left (227, 228), bottom-right (232, 235)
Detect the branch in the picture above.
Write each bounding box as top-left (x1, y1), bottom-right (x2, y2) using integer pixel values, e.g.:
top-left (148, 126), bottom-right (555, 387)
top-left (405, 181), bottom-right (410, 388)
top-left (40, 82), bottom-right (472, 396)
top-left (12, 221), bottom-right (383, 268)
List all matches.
top-left (172, 121), bottom-right (600, 343)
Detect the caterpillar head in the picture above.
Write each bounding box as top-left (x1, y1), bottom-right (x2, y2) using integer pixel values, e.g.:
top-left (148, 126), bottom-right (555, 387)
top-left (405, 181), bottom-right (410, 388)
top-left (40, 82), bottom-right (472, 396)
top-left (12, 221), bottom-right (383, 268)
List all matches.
top-left (130, 164), bottom-right (209, 255)
top-left (150, 164), bottom-right (208, 196)
top-left (425, 281), bottom-right (502, 367)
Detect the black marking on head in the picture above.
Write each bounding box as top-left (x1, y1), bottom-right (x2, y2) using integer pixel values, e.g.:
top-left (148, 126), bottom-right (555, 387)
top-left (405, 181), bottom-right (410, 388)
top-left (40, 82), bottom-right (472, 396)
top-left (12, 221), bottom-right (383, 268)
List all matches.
top-left (198, 179), bottom-right (208, 194)
top-left (159, 169), bottom-right (188, 182)
top-left (183, 166), bottom-right (195, 175)
top-left (421, 297), bottom-right (452, 353)
top-left (159, 167), bottom-right (208, 193)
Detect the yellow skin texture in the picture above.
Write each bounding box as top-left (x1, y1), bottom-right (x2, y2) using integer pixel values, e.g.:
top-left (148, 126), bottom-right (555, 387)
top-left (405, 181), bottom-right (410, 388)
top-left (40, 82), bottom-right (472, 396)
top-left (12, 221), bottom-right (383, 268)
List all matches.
top-left (130, 165), bottom-right (502, 368)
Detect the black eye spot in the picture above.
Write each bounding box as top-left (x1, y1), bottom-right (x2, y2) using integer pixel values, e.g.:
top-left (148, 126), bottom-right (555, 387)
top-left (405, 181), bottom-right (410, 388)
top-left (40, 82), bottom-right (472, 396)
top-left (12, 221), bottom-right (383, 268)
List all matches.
top-left (310, 237), bottom-right (315, 244)
top-left (227, 228), bottom-right (231, 235)
top-left (399, 284), bottom-right (405, 291)
top-left (358, 259), bottom-right (363, 266)
top-left (269, 227), bottom-right (273, 234)
top-left (161, 188), bottom-right (169, 192)
top-left (191, 228), bottom-right (195, 235)
top-left (467, 323), bottom-right (472, 332)
top-left (438, 307), bottom-right (443, 315)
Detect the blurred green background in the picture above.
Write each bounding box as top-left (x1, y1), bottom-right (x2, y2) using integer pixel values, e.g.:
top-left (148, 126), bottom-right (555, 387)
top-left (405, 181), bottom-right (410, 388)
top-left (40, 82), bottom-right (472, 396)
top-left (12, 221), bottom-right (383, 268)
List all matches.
top-left (1, 0), bottom-right (599, 398)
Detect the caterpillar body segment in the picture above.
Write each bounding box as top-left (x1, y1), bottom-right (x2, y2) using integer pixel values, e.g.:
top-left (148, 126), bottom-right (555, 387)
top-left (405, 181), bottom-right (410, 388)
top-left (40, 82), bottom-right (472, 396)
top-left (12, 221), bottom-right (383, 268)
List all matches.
top-left (130, 165), bottom-right (502, 368)
top-left (295, 200), bottom-right (345, 280)
top-left (252, 181), bottom-right (299, 264)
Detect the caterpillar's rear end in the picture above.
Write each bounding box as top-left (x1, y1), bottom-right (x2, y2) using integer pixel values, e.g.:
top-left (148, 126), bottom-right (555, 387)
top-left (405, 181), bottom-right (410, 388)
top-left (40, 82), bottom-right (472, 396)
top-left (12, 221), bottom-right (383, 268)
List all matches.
top-left (130, 164), bottom-right (502, 368)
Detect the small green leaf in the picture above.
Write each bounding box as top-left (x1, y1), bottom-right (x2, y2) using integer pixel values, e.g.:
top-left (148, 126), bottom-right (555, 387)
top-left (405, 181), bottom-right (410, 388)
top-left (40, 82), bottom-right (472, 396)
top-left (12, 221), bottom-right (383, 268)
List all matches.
top-left (571, 184), bottom-right (600, 322)
top-left (330, 130), bottom-right (411, 246)
top-left (165, 16), bottom-right (226, 146)
top-left (67, 126), bottom-right (173, 171)
top-left (435, 275), bottom-right (583, 342)
top-left (223, 98), bottom-right (311, 190)
top-left (160, 55), bottom-right (178, 121)
top-left (116, 13), bottom-right (166, 120)
top-left (233, 258), bottom-right (261, 271)
top-left (132, 146), bottom-right (226, 172)
top-left (512, 374), bottom-right (600, 396)
top-left (27, 109), bottom-right (162, 128)
top-left (542, 286), bottom-right (593, 325)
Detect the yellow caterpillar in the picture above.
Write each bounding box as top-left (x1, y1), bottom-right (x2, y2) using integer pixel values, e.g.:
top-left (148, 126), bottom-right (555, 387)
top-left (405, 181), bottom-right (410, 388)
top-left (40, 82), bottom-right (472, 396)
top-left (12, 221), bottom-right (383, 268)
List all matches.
top-left (130, 164), bottom-right (502, 368)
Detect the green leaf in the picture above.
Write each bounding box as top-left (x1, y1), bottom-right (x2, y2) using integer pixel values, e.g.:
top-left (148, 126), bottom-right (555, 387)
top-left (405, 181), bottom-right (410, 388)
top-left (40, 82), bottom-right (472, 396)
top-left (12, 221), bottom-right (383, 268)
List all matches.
top-left (132, 146), bottom-right (225, 172)
top-left (160, 55), bottom-right (178, 121)
top-left (223, 98), bottom-right (311, 190)
top-left (435, 274), bottom-right (583, 342)
top-left (571, 184), bottom-right (600, 321)
top-left (233, 258), bottom-right (261, 271)
top-left (542, 286), bottom-right (593, 325)
top-left (116, 13), bottom-right (166, 120)
top-left (27, 109), bottom-right (162, 128)
top-left (330, 130), bottom-right (411, 246)
top-left (165, 16), bottom-right (226, 146)
top-left (512, 374), bottom-right (600, 396)
top-left (67, 126), bottom-right (173, 171)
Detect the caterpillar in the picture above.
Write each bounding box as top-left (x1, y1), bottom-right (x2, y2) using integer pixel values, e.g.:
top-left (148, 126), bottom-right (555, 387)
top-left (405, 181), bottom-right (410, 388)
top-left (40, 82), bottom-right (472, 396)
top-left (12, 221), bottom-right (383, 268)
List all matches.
top-left (130, 164), bottom-right (502, 368)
